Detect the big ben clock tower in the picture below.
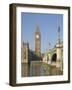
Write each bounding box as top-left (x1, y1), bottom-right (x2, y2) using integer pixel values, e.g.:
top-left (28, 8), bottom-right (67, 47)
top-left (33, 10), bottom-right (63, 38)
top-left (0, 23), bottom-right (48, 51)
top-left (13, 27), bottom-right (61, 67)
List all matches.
top-left (35, 25), bottom-right (41, 57)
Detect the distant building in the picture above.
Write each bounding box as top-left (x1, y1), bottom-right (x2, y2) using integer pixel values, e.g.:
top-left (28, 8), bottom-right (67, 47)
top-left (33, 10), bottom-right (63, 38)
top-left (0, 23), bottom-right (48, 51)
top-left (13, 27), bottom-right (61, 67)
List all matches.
top-left (21, 42), bottom-right (29, 63)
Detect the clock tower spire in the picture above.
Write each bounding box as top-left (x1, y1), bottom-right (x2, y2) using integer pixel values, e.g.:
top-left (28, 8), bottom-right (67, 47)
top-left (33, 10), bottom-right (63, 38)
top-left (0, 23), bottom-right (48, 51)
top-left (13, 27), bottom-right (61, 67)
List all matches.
top-left (35, 25), bottom-right (41, 57)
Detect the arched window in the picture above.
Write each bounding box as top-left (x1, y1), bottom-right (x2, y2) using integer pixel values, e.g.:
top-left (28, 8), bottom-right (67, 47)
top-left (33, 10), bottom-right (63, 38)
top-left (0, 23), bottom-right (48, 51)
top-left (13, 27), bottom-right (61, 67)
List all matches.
top-left (51, 53), bottom-right (57, 62)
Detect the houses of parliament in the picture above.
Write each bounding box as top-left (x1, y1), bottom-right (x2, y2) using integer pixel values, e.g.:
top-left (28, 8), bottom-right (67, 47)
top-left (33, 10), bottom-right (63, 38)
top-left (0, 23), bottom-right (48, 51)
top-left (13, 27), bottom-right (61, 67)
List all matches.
top-left (21, 25), bottom-right (63, 69)
top-left (21, 25), bottom-right (41, 63)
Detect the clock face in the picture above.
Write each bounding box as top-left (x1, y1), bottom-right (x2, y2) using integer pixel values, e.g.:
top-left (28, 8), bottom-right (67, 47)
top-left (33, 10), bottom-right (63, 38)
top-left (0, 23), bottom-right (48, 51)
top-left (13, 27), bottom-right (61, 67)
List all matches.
top-left (36, 35), bottom-right (39, 39)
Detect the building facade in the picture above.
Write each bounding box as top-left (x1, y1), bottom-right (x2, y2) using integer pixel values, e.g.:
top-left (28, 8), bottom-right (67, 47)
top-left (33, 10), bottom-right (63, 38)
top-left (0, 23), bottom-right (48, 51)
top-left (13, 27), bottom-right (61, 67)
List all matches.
top-left (21, 42), bottom-right (29, 63)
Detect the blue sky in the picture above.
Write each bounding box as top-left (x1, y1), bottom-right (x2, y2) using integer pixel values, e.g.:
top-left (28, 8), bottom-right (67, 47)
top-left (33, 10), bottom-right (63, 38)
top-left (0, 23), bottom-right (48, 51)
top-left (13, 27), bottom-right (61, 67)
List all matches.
top-left (21, 12), bottom-right (63, 53)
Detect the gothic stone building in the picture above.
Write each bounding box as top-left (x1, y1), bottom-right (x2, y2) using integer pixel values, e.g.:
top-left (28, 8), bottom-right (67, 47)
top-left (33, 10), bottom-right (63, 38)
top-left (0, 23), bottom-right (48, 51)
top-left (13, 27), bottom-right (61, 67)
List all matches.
top-left (21, 25), bottom-right (41, 63)
top-left (21, 42), bottom-right (29, 63)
